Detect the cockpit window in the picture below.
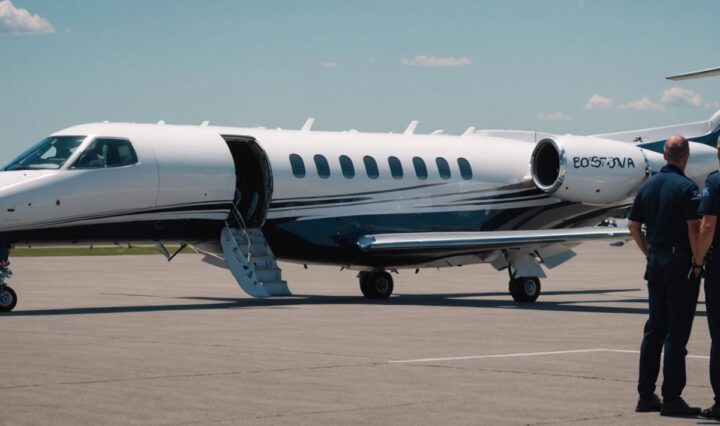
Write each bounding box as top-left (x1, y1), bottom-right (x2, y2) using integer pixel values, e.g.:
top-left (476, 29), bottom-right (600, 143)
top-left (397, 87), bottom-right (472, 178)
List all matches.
top-left (72, 138), bottom-right (138, 169)
top-left (4, 136), bottom-right (85, 171)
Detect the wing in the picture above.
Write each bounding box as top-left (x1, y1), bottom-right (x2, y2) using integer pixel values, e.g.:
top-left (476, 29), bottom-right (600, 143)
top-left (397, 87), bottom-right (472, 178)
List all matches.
top-left (357, 226), bottom-right (630, 252)
top-left (667, 66), bottom-right (720, 81)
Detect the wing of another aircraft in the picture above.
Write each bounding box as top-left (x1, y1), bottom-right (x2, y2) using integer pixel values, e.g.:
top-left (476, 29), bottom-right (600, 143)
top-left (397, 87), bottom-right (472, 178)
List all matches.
top-left (357, 226), bottom-right (630, 252)
top-left (667, 66), bottom-right (720, 81)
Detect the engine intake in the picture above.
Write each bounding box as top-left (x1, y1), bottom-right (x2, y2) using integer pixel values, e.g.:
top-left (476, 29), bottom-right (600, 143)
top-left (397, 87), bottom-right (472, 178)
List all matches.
top-left (530, 136), bottom-right (648, 205)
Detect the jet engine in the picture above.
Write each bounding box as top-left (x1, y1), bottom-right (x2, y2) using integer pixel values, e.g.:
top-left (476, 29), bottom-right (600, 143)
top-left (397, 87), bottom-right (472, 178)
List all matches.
top-left (530, 136), bottom-right (650, 205)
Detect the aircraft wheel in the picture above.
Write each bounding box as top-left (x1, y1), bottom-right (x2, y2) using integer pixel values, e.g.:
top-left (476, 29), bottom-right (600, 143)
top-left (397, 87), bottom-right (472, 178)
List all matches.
top-left (509, 277), bottom-right (541, 303)
top-left (0, 286), bottom-right (17, 312)
top-left (360, 271), bottom-right (394, 299)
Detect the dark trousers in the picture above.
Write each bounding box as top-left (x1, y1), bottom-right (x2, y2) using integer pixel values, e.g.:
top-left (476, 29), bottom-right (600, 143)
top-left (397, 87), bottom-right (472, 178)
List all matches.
top-left (638, 253), bottom-right (700, 400)
top-left (705, 260), bottom-right (720, 402)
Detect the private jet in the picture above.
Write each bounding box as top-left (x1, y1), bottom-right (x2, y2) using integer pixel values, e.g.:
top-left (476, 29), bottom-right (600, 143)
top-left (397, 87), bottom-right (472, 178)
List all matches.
top-left (1, 112), bottom-right (719, 312)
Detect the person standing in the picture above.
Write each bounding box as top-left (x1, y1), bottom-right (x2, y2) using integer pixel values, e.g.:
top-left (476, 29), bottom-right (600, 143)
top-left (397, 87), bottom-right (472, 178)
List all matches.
top-left (628, 135), bottom-right (702, 416)
top-left (692, 136), bottom-right (720, 419)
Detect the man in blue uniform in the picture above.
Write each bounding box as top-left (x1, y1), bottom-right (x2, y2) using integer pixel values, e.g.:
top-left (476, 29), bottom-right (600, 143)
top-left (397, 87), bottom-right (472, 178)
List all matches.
top-left (693, 136), bottom-right (720, 419)
top-left (628, 135), bottom-right (702, 416)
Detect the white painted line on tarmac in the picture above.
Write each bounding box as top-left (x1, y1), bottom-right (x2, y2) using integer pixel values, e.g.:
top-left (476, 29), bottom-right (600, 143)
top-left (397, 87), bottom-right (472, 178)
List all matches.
top-left (389, 348), bottom-right (710, 364)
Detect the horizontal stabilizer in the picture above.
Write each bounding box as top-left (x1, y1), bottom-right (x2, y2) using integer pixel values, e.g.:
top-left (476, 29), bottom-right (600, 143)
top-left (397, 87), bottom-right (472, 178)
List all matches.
top-left (592, 110), bottom-right (720, 148)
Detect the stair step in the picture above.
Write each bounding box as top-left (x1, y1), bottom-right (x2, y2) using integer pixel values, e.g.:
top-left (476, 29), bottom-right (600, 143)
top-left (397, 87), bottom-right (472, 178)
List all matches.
top-left (221, 225), bottom-right (290, 298)
top-left (262, 280), bottom-right (291, 296)
top-left (256, 269), bottom-right (282, 282)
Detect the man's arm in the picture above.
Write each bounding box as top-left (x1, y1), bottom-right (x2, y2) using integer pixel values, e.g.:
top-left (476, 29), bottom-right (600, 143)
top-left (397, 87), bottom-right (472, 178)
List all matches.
top-left (629, 220), bottom-right (649, 258)
top-left (696, 215), bottom-right (717, 264)
top-left (688, 218), bottom-right (701, 259)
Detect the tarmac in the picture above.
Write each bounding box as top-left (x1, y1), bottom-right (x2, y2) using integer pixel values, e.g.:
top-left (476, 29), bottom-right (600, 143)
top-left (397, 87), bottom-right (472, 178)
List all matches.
top-left (1, 241), bottom-right (718, 425)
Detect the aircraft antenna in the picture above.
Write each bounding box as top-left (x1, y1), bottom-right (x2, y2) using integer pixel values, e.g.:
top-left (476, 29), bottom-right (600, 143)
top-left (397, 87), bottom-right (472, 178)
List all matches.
top-left (301, 118), bottom-right (315, 132)
top-left (404, 120), bottom-right (419, 135)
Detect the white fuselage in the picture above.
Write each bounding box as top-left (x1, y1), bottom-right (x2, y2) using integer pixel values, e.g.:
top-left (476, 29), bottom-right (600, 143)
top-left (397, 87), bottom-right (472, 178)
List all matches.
top-left (0, 121), bottom-right (716, 268)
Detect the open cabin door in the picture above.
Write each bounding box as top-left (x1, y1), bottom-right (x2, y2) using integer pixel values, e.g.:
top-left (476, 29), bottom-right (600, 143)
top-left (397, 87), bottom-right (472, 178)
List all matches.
top-left (221, 135), bottom-right (273, 227)
top-left (218, 135), bottom-right (289, 298)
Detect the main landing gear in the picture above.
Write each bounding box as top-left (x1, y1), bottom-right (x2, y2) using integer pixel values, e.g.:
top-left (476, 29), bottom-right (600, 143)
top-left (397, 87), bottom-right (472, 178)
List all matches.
top-left (509, 276), bottom-right (541, 303)
top-left (0, 267), bottom-right (16, 312)
top-left (358, 271), bottom-right (394, 299)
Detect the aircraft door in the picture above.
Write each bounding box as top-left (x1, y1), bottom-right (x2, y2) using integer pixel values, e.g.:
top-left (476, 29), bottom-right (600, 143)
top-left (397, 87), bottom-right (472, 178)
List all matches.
top-left (222, 136), bottom-right (273, 228)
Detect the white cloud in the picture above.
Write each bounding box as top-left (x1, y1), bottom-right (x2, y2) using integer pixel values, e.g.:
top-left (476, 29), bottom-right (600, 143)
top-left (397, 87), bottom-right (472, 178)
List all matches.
top-left (321, 62), bottom-right (337, 68)
top-left (618, 97), bottom-right (666, 111)
top-left (538, 112), bottom-right (573, 121)
top-left (584, 94), bottom-right (614, 110)
top-left (661, 87), bottom-right (703, 107)
top-left (400, 55), bottom-right (471, 67)
top-left (0, 0), bottom-right (54, 35)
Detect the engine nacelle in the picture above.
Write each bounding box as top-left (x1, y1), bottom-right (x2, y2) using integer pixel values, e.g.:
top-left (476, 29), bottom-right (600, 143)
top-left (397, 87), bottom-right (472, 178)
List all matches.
top-left (530, 135), bottom-right (649, 205)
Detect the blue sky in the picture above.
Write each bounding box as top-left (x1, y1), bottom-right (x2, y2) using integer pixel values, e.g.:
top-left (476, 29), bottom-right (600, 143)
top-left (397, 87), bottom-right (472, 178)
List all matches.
top-left (1, 0), bottom-right (719, 162)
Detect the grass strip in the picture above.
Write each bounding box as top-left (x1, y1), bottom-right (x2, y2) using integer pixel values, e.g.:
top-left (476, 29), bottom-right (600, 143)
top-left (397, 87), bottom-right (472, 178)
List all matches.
top-left (11, 246), bottom-right (194, 257)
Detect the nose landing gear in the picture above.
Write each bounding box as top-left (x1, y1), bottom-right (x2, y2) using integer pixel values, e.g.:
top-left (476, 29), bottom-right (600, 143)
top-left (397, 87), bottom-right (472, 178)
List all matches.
top-left (0, 267), bottom-right (16, 312)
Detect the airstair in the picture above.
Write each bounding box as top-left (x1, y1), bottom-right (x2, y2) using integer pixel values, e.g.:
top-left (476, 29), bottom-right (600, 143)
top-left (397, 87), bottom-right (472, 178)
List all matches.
top-left (221, 205), bottom-right (290, 298)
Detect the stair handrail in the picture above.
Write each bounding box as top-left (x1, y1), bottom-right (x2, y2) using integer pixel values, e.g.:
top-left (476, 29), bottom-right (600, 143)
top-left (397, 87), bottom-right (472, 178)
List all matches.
top-left (226, 204), bottom-right (253, 263)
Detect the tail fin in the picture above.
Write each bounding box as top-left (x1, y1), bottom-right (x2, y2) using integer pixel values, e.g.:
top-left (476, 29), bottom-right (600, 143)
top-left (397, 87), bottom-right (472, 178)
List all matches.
top-left (592, 110), bottom-right (720, 153)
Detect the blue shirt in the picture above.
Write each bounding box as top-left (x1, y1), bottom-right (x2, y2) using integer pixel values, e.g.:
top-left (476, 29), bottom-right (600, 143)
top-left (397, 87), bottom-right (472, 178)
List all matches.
top-left (628, 164), bottom-right (701, 249)
top-left (699, 170), bottom-right (720, 245)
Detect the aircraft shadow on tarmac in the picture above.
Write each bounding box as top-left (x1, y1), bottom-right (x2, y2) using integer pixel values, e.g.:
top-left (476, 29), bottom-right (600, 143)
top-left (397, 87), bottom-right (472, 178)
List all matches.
top-left (4, 287), bottom-right (708, 317)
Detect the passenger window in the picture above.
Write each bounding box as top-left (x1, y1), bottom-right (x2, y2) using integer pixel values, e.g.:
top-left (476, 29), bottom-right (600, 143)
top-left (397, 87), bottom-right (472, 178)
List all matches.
top-left (458, 157), bottom-right (473, 180)
top-left (73, 138), bottom-right (138, 169)
top-left (339, 155), bottom-right (355, 178)
top-left (412, 157), bottom-right (428, 180)
top-left (289, 154), bottom-right (305, 178)
top-left (314, 154), bottom-right (330, 179)
top-left (388, 156), bottom-right (403, 179)
top-left (363, 156), bottom-right (379, 179)
top-left (436, 157), bottom-right (451, 179)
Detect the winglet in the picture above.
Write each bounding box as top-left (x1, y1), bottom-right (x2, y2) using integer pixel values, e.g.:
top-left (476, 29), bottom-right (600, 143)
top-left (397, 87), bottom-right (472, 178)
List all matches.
top-left (404, 120), bottom-right (419, 136)
top-left (157, 120), bottom-right (165, 125)
top-left (200, 120), bottom-right (209, 127)
top-left (462, 127), bottom-right (476, 137)
top-left (301, 118), bottom-right (315, 132)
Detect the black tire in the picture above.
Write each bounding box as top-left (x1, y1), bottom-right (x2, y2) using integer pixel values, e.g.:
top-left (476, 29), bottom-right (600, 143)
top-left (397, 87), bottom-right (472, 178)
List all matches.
top-left (360, 271), bottom-right (394, 299)
top-left (0, 286), bottom-right (17, 312)
top-left (509, 277), bottom-right (541, 303)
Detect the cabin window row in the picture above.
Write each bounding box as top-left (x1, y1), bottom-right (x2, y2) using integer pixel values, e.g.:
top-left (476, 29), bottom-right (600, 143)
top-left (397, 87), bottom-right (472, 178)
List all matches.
top-left (289, 154), bottom-right (473, 181)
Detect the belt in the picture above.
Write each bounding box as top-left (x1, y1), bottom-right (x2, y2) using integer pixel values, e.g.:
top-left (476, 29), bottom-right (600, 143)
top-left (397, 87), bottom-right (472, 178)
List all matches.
top-left (650, 243), bottom-right (690, 256)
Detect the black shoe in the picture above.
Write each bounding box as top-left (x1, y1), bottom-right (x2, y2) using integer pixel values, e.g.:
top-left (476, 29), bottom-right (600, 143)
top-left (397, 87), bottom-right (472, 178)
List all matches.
top-left (701, 404), bottom-right (720, 419)
top-left (661, 398), bottom-right (701, 417)
top-left (636, 394), bottom-right (662, 412)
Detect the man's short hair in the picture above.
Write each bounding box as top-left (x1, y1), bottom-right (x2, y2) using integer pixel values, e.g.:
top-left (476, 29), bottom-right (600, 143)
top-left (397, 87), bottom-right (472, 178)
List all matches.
top-left (664, 136), bottom-right (689, 162)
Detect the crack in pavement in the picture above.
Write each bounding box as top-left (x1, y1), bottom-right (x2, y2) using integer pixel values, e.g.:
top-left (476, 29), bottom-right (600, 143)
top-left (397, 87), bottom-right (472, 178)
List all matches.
top-left (158, 398), bottom-right (457, 426)
top-left (408, 363), bottom-right (712, 390)
top-left (0, 362), bottom-right (383, 391)
top-left (526, 413), bottom-right (628, 425)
